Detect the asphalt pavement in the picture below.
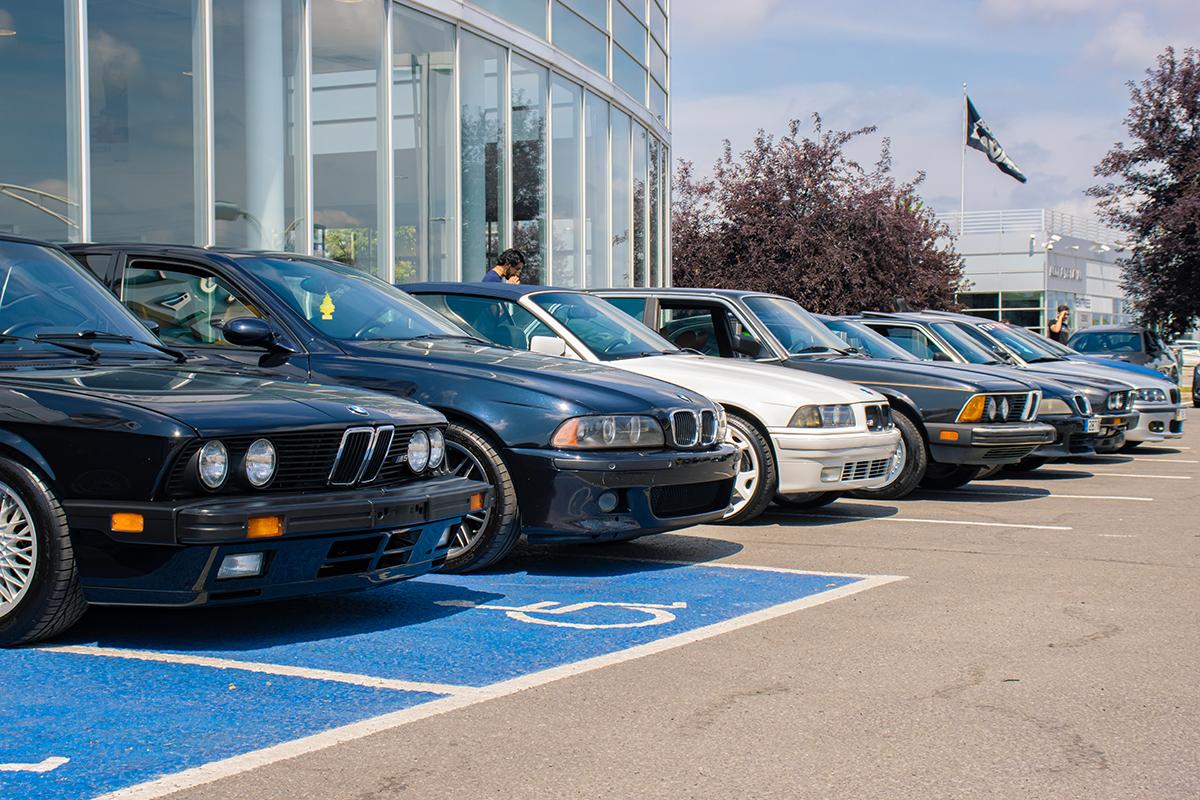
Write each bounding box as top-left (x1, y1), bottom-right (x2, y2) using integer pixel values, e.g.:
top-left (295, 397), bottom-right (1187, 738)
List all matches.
top-left (12, 430), bottom-right (1200, 800)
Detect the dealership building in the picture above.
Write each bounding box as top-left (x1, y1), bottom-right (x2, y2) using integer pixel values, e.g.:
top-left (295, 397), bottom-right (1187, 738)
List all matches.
top-left (942, 208), bottom-right (1132, 332)
top-left (0, 0), bottom-right (671, 288)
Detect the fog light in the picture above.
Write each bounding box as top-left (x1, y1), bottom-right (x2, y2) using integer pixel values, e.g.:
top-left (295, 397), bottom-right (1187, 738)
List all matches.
top-left (217, 552), bottom-right (264, 580)
top-left (939, 430), bottom-right (960, 441)
top-left (820, 466), bottom-right (842, 482)
top-left (597, 491), bottom-right (619, 513)
top-left (110, 512), bottom-right (144, 533)
top-left (247, 515), bottom-right (284, 538)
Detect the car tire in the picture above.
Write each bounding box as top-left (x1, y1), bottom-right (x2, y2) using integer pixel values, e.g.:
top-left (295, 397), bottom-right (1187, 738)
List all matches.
top-left (718, 412), bottom-right (778, 525)
top-left (775, 491), bottom-right (840, 509)
top-left (1004, 456), bottom-right (1048, 473)
top-left (0, 458), bottom-right (86, 646)
top-left (440, 424), bottom-right (522, 573)
top-left (919, 463), bottom-right (983, 491)
top-left (851, 411), bottom-right (925, 500)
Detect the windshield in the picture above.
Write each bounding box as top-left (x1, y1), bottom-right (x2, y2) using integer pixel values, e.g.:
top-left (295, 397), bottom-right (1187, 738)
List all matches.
top-left (0, 240), bottom-right (166, 359)
top-left (1024, 329), bottom-right (1076, 356)
top-left (928, 321), bottom-right (1006, 365)
top-left (1071, 330), bottom-right (1144, 354)
top-left (985, 323), bottom-right (1067, 361)
top-left (240, 256), bottom-right (471, 341)
top-left (530, 292), bottom-right (676, 361)
top-left (742, 296), bottom-right (848, 355)
top-left (822, 317), bottom-right (919, 361)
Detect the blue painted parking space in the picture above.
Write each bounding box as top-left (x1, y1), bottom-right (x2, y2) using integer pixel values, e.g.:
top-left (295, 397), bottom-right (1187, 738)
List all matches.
top-left (2, 556), bottom-right (896, 800)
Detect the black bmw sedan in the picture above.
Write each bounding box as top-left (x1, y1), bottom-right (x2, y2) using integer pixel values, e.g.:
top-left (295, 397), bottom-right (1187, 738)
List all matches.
top-left (66, 244), bottom-right (739, 572)
top-left (0, 236), bottom-right (488, 645)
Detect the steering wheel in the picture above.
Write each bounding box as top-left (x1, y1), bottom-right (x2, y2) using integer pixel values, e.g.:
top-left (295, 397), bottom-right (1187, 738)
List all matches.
top-left (352, 319), bottom-right (389, 340)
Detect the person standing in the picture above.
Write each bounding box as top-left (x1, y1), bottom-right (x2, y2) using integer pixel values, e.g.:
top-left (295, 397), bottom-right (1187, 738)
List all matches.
top-left (1048, 304), bottom-right (1071, 344)
top-left (482, 248), bottom-right (526, 284)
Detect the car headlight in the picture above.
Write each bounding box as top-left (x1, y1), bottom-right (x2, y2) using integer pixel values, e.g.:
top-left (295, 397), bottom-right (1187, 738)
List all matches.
top-left (551, 415), bottom-right (666, 449)
top-left (790, 404), bottom-right (855, 428)
top-left (407, 429), bottom-right (431, 472)
top-left (1135, 387), bottom-right (1167, 403)
top-left (198, 440), bottom-right (229, 489)
top-left (1038, 397), bottom-right (1073, 416)
top-left (428, 428), bottom-right (445, 469)
top-left (1107, 391), bottom-right (1132, 411)
top-left (715, 407), bottom-right (729, 441)
top-left (243, 438), bottom-right (276, 487)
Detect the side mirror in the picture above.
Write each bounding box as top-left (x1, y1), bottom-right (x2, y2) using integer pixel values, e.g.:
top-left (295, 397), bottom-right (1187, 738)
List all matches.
top-left (932, 351), bottom-right (954, 362)
top-left (732, 337), bottom-right (762, 357)
top-left (529, 335), bottom-right (569, 358)
top-left (224, 317), bottom-right (287, 351)
top-left (141, 318), bottom-right (161, 335)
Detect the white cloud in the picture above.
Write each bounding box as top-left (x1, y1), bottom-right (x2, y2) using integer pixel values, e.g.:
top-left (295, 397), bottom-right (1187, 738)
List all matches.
top-left (671, 0), bottom-right (787, 40)
top-left (1085, 11), bottom-right (1174, 68)
top-left (980, 0), bottom-right (1116, 21)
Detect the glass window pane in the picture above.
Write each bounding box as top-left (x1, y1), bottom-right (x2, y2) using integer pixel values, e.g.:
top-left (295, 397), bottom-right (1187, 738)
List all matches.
top-left (649, 80), bottom-right (667, 126)
top-left (584, 92), bottom-right (609, 288)
top-left (632, 123), bottom-right (648, 286)
top-left (611, 109), bottom-right (632, 287)
top-left (618, 0), bottom-right (647, 22)
top-left (312, 0), bottom-right (382, 275)
top-left (0, 3), bottom-right (77, 241)
top-left (1000, 309), bottom-right (1041, 328)
top-left (461, 31), bottom-right (507, 282)
top-left (1001, 290), bottom-right (1042, 308)
top-left (121, 262), bottom-right (262, 347)
top-left (552, 2), bottom-right (606, 75)
top-left (562, 0), bottom-right (606, 28)
top-left (393, 6), bottom-right (456, 282)
top-left (472, 0), bottom-right (547, 38)
top-left (613, 4), bottom-right (646, 63)
top-left (612, 47), bottom-right (646, 104)
top-left (648, 137), bottom-right (660, 286)
top-left (213, 0), bottom-right (304, 251)
top-left (89, 0), bottom-right (197, 242)
top-left (958, 292), bottom-right (999, 309)
top-left (551, 76), bottom-right (582, 288)
top-left (511, 55), bottom-right (547, 285)
top-left (650, 2), bottom-right (667, 48)
top-left (649, 39), bottom-right (666, 86)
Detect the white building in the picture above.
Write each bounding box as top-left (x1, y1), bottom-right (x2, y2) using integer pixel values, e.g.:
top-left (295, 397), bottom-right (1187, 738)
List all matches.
top-left (941, 208), bottom-right (1131, 332)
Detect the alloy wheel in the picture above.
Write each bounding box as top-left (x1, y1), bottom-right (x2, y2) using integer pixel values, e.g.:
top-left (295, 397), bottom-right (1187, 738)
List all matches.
top-left (723, 423), bottom-right (761, 519)
top-left (884, 437), bottom-right (907, 485)
top-left (0, 482), bottom-right (36, 618)
top-left (444, 441), bottom-right (495, 558)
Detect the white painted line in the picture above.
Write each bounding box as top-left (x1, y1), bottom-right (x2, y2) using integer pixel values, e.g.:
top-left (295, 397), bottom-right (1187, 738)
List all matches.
top-left (1084, 472), bottom-right (1191, 480)
top-left (1030, 466), bottom-right (1192, 479)
top-left (0, 756), bottom-right (69, 773)
top-left (584, 553), bottom-right (887, 581)
top-left (777, 512), bottom-right (1072, 531)
top-left (1098, 534), bottom-right (1137, 538)
top-left (40, 646), bottom-right (474, 697)
top-left (927, 490), bottom-right (1154, 502)
top-left (1130, 457), bottom-right (1198, 463)
top-left (95, 573), bottom-right (905, 800)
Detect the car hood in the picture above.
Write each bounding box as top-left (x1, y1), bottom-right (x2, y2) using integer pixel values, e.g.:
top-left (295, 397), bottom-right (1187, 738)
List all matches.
top-left (785, 355), bottom-right (1037, 393)
top-left (613, 353), bottom-right (883, 407)
top-left (0, 363), bottom-right (443, 436)
top-left (343, 339), bottom-right (716, 414)
top-left (1068, 354), bottom-right (1171, 381)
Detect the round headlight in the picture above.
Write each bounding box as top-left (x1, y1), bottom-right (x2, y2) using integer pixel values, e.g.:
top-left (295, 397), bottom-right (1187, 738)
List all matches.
top-left (244, 438), bottom-right (277, 487)
top-left (407, 430), bottom-right (431, 472)
top-left (428, 428), bottom-right (445, 469)
top-left (198, 440), bottom-right (228, 489)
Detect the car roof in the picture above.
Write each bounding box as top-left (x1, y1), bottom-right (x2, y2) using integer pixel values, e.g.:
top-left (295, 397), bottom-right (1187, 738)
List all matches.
top-left (1072, 324), bottom-right (1142, 333)
top-left (400, 281), bottom-right (582, 300)
top-left (594, 286), bottom-right (786, 301)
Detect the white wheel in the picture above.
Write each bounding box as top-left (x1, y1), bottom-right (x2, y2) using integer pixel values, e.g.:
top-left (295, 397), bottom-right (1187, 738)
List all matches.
top-left (0, 482), bottom-right (37, 616)
top-left (725, 423), bottom-right (761, 520)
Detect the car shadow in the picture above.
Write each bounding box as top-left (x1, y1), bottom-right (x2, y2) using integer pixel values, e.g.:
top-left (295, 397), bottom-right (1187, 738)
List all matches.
top-left (755, 502), bottom-right (900, 526)
top-left (908, 485), bottom-right (1052, 502)
top-left (1121, 445), bottom-right (1183, 455)
top-left (57, 579), bottom-right (506, 654)
top-left (1068, 454), bottom-right (1133, 464)
top-left (991, 468), bottom-right (1093, 480)
top-left (493, 533), bottom-right (746, 578)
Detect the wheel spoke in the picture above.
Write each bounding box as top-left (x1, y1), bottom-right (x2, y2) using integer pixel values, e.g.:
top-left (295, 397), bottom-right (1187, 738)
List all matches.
top-left (443, 441), bottom-right (497, 558)
top-left (0, 481), bottom-right (37, 618)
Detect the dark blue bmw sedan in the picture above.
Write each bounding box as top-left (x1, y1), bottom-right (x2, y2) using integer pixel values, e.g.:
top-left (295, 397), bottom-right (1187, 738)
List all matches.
top-left (67, 244), bottom-right (739, 572)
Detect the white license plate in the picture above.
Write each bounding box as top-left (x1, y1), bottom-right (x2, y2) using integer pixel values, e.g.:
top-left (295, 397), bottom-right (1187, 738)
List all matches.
top-left (1084, 418), bottom-right (1099, 433)
top-left (1176, 408), bottom-right (1188, 422)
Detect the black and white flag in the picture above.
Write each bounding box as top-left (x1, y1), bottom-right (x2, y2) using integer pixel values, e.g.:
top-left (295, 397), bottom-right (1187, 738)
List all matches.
top-left (966, 97), bottom-right (1027, 184)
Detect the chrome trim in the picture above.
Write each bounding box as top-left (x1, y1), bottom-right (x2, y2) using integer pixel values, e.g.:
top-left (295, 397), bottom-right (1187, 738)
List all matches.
top-left (669, 409), bottom-right (700, 447)
top-left (359, 425), bottom-right (396, 484)
top-left (328, 426), bottom-right (374, 486)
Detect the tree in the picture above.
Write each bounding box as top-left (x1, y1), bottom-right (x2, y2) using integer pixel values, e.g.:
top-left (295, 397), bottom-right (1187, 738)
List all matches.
top-left (1090, 47), bottom-right (1200, 338)
top-left (672, 116), bottom-right (964, 314)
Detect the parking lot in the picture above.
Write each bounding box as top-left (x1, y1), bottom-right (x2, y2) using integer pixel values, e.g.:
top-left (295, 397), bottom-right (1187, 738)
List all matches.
top-left (5, 431), bottom-right (1198, 800)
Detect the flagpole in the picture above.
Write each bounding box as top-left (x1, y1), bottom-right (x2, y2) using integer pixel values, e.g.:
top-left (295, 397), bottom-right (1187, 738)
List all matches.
top-left (959, 82), bottom-right (967, 237)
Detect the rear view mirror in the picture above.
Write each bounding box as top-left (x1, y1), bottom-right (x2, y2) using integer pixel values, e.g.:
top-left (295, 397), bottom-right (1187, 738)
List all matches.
top-left (733, 337), bottom-right (762, 357)
top-left (530, 335), bottom-right (569, 358)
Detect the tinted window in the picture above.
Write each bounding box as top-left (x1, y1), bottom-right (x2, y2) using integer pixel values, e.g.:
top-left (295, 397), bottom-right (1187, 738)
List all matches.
top-left (822, 318), bottom-right (918, 361)
top-left (1071, 331), bottom-right (1143, 354)
top-left (414, 293), bottom-right (552, 350)
top-left (605, 296), bottom-right (646, 321)
top-left (743, 296), bottom-right (848, 355)
top-left (868, 324), bottom-right (945, 361)
top-left (530, 291), bottom-right (674, 361)
top-left (121, 263), bottom-right (262, 347)
top-left (928, 322), bottom-right (1005, 365)
top-left (657, 307), bottom-right (722, 356)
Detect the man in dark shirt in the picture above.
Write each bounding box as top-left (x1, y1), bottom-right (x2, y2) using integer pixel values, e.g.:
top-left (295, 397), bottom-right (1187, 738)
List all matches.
top-left (1048, 304), bottom-right (1071, 344)
top-left (482, 248), bottom-right (526, 283)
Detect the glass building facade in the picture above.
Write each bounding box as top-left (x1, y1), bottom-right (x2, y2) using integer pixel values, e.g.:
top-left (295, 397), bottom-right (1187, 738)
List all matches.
top-left (0, 0), bottom-right (671, 288)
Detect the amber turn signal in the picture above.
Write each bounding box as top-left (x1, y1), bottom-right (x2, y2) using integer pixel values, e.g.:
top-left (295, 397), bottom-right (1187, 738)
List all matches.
top-left (939, 430), bottom-right (960, 442)
top-left (469, 492), bottom-right (486, 512)
top-left (110, 512), bottom-right (145, 533)
top-left (957, 395), bottom-right (986, 423)
top-left (247, 515), bottom-right (284, 539)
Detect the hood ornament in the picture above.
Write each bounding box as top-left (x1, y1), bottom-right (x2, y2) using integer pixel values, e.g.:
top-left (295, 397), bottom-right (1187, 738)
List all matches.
top-left (347, 405), bottom-right (370, 417)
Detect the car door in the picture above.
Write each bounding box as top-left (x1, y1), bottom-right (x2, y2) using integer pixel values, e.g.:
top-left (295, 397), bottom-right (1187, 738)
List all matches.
top-left (649, 299), bottom-right (768, 359)
top-left (112, 253), bottom-right (311, 379)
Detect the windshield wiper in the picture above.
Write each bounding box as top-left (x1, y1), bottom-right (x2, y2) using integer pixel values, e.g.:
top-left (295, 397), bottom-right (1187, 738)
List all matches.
top-left (1026, 356), bottom-right (1064, 363)
top-left (400, 333), bottom-right (491, 345)
top-left (0, 333), bottom-right (99, 360)
top-left (36, 331), bottom-right (187, 363)
top-left (792, 345), bottom-right (842, 355)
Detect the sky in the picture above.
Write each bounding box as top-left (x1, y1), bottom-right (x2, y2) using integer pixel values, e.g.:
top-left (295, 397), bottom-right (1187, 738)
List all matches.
top-left (669, 0), bottom-right (1200, 219)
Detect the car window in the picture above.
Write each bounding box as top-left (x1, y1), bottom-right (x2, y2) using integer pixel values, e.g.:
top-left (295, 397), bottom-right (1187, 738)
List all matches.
top-left (121, 262), bottom-right (263, 347)
top-left (928, 322), bottom-right (1005, 365)
top-left (414, 293), bottom-right (553, 349)
top-left (868, 324), bottom-right (944, 361)
top-left (529, 291), bottom-right (676, 361)
top-left (1071, 331), bottom-right (1142, 353)
top-left (741, 296), bottom-right (847, 355)
top-left (656, 306), bottom-right (724, 356)
top-left (822, 318), bottom-right (919, 361)
top-left (605, 296), bottom-right (646, 322)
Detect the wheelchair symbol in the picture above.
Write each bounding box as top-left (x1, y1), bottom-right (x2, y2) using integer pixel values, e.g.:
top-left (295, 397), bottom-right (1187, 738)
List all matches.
top-left (435, 599), bottom-right (687, 629)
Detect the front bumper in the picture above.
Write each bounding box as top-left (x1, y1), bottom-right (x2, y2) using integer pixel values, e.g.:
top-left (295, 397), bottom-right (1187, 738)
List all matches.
top-left (768, 428), bottom-right (903, 494)
top-left (1125, 404), bottom-right (1186, 442)
top-left (65, 475), bottom-right (489, 607)
top-left (926, 421), bottom-right (1056, 465)
top-left (1031, 415), bottom-right (1099, 459)
top-left (507, 443), bottom-right (740, 543)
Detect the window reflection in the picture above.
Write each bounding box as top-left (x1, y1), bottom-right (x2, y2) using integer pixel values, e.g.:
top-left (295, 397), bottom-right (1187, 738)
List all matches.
top-left (472, 0), bottom-right (547, 38)
top-left (551, 76), bottom-right (582, 287)
top-left (584, 92), bottom-right (609, 287)
top-left (632, 123), bottom-right (647, 286)
top-left (511, 54), bottom-right (546, 284)
top-left (461, 32), bottom-right (506, 283)
top-left (649, 137), bottom-right (660, 286)
top-left (611, 109), bottom-right (632, 287)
